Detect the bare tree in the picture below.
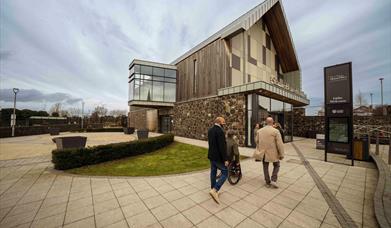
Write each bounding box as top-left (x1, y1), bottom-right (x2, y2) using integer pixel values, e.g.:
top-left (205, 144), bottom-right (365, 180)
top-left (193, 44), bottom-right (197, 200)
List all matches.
top-left (49, 103), bottom-right (62, 116)
top-left (109, 109), bottom-right (127, 117)
top-left (60, 110), bottom-right (69, 117)
top-left (354, 91), bottom-right (368, 106)
top-left (92, 105), bottom-right (108, 117)
top-left (68, 107), bottom-right (81, 117)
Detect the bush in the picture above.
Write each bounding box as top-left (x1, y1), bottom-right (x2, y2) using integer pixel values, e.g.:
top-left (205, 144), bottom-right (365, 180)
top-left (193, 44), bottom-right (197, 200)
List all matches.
top-left (52, 134), bottom-right (174, 170)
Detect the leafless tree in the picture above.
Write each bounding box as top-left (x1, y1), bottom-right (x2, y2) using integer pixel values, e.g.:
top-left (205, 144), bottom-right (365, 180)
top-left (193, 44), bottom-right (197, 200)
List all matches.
top-left (354, 91), bottom-right (368, 106)
top-left (109, 109), bottom-right (127, 117)
top-left (92, 105), bottom-right (108, 117)
top-left (68, 107), bottom-right (81, 117)
top-left (49, 103), bottom-right (62, 116)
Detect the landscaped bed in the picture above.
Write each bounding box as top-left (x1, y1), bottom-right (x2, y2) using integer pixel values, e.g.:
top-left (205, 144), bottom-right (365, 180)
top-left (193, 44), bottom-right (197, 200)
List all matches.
top-left (66, 141), bottom-right (210, 176)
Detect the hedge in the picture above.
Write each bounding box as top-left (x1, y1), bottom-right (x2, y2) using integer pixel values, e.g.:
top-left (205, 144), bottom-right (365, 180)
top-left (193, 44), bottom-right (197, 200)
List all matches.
top-left (52, 134), bottom-right (174, 170)
top-left (85, 128), bottom-right (123, 132)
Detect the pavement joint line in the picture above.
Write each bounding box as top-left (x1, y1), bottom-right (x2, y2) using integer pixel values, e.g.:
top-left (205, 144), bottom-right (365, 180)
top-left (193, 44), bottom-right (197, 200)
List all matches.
top-left (61, 176), bottom-right (74, 227)
top-left (0, 164), bottom-right (47, 225)
top-left (107, 177), bottom-right (130, 228)
top-left (0, 164), bottom-right (37, 195)
top-left (291, 142), bottom-right (358, 228)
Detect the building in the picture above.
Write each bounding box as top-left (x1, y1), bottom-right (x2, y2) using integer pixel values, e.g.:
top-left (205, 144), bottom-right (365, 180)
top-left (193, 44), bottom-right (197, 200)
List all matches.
top-left (128, 0), bottom-right (309, 146)
top-left (353, 106), bottom-right (373, 116)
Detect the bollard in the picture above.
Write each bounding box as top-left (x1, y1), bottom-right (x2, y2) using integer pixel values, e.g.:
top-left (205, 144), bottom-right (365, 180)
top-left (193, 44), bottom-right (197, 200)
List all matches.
top-left (376, 132), bottom-right (379, 155)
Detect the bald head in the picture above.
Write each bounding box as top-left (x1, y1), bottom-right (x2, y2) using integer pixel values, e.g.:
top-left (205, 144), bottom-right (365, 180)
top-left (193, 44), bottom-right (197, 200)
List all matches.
top-left (266, 117), bottom-right (274, 126)
top-left (215, 117), bottom-right (226, 125)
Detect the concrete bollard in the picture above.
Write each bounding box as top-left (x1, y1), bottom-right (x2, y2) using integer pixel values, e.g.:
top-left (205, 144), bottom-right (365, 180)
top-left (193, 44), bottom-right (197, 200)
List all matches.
top-left (376, 132), bottom-right (379, 155)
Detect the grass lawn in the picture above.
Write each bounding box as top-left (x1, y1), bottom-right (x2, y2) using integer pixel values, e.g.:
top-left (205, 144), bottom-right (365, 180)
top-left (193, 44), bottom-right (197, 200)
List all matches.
top-left (66, 141), bottom-right (210, 176)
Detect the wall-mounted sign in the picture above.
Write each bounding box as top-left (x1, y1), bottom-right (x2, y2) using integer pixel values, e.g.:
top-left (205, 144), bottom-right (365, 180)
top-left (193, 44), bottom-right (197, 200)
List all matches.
top-left (324, 62), bottom-right (353, 166)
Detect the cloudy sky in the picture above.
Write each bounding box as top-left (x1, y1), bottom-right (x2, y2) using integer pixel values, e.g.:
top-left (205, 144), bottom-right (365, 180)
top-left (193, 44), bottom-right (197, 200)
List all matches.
top-left (1, 0), bottom-right (390, 115)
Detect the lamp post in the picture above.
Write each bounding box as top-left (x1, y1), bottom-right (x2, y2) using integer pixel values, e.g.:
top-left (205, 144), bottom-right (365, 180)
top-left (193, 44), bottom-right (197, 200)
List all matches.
top-left (379, 78), bottom-right (384, 116)
top-left (81, 101), bottom-right (85, 129)
top-left (370, 93), bottom-right (373, 112)
top-left (11, 88), bottom-right (20, 137)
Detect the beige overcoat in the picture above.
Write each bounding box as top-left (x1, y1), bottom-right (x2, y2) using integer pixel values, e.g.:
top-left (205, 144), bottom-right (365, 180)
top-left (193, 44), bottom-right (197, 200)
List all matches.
top-left (254, 125), bottom-right (284, 162)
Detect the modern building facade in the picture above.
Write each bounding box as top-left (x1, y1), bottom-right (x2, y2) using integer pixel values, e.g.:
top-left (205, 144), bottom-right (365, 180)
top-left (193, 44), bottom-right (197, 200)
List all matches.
top-left (128, 0), bottom-right (309, 146)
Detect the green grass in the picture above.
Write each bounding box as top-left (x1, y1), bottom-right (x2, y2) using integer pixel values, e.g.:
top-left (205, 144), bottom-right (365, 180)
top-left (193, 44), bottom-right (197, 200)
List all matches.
top-left (66, 142), bottom-right (210, 176)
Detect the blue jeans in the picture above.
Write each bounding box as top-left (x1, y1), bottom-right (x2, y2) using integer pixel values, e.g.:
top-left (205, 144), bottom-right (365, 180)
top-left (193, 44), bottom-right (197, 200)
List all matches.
top-left (210, 160), bottom-right (228, 191)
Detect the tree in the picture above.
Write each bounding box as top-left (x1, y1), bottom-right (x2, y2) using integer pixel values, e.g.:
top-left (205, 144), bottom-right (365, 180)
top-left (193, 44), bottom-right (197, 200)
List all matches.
top-left (109, 109), bottom-right (127, 117)
top-left (68, 107), bottom-right (81, 117)
top-left (92, 105), bottom-right (108, 117)
top-left (49, 103), bottom-right (62, 116)
top-left (354, 91), bottom-right (368, 106)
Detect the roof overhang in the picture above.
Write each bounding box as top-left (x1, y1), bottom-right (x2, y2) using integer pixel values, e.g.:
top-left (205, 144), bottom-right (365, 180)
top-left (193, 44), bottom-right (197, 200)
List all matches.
top-left (128, 100), bottom-right (174, 108)
top-left (263, 2), bottom-right (300, 72)
top-left (129, 59), bottom-right (177, 70)
top-left (218, 81), bottom-right (309, 106)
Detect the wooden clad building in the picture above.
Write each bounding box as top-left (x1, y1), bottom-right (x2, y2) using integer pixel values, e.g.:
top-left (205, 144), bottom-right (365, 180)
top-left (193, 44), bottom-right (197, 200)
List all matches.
top-left (128, 0), bottom-right (309, 146)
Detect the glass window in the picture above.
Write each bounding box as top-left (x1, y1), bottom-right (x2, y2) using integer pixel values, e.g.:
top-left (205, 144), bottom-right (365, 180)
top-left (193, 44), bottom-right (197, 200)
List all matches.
top-left (141, 65), bottom-right (153, 75)
top-left (164, 77), bottom-right (176, 83)
top-left (165, 69), bottom-right (176, 78)
top-left (152, 81), bottom-right (164, 101)
top-left (134, 79), bottom-right (140, 100)
top-left (284, 103), bottom-right (292, 112)
top-left (153, 67), bottom-right (165, 76)
top-left (134, 65), bottom-right (141, 73)
top-left (129, 80), bottom-right (134, 101)
top-left (271, 98), bottom-right (284, 112)
top-left (259, 95), bottom-right (270, 111)
top-left (164, 83), bottom-right (176, 102)
top-left (129, 66), bottom-right (135, 76)
top-left (142, 74), bottom-right (152, 80)
top-left (140, 80), bottom-right (152, 101)
top-left (153, 76), bottom-right (165, 82)
top-left (135, 73), bottom-right (141, 79)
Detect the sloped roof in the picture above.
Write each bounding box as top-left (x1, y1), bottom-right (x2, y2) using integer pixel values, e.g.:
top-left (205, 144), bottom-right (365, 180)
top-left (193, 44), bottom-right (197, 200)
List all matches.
top-left (171, 0), bottom-right (299, 72)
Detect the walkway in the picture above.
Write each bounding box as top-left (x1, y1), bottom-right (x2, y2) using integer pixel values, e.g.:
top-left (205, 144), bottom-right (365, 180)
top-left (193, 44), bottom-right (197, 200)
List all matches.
top-left (0, 134), bottom-right (379, 228)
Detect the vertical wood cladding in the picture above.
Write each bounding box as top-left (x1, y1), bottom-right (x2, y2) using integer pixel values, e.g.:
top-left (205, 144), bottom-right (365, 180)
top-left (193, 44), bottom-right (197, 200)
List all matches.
top-left (176, 39), bottom-right (230, 102)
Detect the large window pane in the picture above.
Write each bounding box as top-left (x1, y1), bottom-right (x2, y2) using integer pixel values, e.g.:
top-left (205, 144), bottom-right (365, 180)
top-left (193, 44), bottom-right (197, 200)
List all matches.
top-left (164, 77), bottom-right (176, 83)
top-left (129, 80), bottom-right (134, 101)
top-left (153, 81), bottom-right (164, 101)
top-left (165, 69), bottom-right (176, 78)
top-left (259, 95), bottom-right (270, 111)
top-left (140, 80), bottom-right (152, 101)
top-left (271, 98), bottom-right (283, 112)
top-left (153, 76), bottom-right (165, 82)
top-left (134, 79), bottom-right (140, 100)
top-left (284, 103), bottom-right (292, 112)
top-left (153, 67), bottom-right (165, 76)
top-left (164, 83), bottom-right (176, 102)
top-left (134, 65), bottom-right (141, 73)
top-left (141, 65), bottom-right (153, 75)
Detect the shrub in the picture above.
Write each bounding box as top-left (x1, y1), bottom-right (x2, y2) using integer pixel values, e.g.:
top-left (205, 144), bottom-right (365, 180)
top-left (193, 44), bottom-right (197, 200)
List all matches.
top-left (52, 134), bottom-right (174, 170)
top-left (85, 128), bottom-right (123, 132)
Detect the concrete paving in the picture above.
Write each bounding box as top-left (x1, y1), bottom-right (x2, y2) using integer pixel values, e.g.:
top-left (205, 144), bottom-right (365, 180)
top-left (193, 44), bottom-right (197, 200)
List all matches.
top-left (0, 134), bottom-right (380, 228)
top-left (0, 132), bottom-right (136, 160)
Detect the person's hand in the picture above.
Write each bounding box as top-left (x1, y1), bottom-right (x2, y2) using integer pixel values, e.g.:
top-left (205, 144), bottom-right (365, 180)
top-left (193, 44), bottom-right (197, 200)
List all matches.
top-left (224, 161), bottom-right (229, 167)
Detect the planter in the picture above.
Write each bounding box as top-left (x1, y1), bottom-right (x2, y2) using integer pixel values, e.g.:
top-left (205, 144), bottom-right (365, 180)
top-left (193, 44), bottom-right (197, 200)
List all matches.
top-left (49, 128), bottom-right (60, 136)
top-left (137, 129), bottom-right (149, 139)
top-left (53, 136), bottom-right (87, 150)
top-left (123, 127), bottom-right (135, 134)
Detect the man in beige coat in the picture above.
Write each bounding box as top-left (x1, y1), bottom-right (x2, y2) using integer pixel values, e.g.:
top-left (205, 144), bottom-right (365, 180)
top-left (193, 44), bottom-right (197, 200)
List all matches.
top-left (255, 117), bottom-right (284, 188)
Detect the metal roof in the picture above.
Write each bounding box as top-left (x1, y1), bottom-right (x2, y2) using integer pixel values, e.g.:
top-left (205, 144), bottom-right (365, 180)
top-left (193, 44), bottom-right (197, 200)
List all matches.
top-left (171, 0), bottom-right (283, 65)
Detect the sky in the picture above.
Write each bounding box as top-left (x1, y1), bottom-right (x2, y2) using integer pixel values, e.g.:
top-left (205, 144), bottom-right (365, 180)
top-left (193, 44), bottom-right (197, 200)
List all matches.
top-left (1, 0), bottom-right (390, 115)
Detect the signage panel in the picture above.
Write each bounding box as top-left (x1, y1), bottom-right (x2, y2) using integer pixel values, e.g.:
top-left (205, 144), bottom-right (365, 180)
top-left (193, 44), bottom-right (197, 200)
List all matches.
top-left (324, 62), bottom-right (353, 166)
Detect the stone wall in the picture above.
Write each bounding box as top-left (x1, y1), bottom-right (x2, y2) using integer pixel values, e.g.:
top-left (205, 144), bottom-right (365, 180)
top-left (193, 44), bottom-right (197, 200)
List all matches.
top-left (172, 94), bottom-right (247, 146)
top-left (128, 107), bottom-right (149, 130)
top-left (292, 108), bottom-right (391, 138)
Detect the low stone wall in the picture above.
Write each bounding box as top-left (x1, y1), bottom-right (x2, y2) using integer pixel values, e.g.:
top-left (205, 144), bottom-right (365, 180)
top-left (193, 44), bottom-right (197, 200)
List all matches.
top-left (292, 108), bottom-right (391, 138)
top-left (172, 94), bottom-right (246, 146)
top-left (0, 124), bottom-right (81, 138)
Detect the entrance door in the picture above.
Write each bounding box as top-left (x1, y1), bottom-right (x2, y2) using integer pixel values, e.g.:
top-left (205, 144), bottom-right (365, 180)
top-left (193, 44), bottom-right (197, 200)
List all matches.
top-left (160, 116), bottom-right (171, 133)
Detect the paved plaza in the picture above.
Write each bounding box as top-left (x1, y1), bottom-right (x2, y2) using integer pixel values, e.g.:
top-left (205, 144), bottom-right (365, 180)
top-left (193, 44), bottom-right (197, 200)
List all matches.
top-left (0, 133), bottom-right (384, 228)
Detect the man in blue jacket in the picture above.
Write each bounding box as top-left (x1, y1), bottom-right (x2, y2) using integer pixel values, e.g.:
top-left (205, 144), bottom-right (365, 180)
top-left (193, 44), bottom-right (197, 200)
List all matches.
top-left (208, 117), bottom-right (228, 204)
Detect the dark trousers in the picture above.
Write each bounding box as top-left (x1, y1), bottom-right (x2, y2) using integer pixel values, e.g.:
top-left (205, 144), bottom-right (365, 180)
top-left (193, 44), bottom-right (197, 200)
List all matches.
top-left (210, 160), bottom-right (228, 191)
top-left (262, 158), bottom-right (280, 184)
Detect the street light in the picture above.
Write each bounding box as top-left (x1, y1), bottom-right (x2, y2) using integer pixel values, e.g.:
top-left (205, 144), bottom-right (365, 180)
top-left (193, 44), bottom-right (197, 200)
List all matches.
top-left (11, 88), bottom-right (20, 137)
top-left (370, 93), bottom-right (373, 112)
top-left (379, 78), bottom-right (384, 116)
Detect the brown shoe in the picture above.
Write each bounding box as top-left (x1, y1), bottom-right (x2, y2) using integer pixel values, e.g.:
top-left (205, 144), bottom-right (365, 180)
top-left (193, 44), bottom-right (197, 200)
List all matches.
top-left (209, 189), bottom-right (220, 204)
